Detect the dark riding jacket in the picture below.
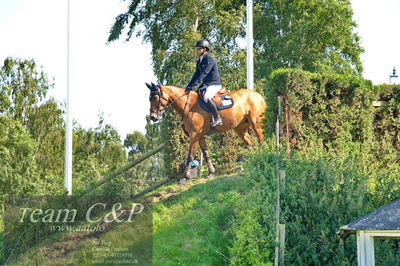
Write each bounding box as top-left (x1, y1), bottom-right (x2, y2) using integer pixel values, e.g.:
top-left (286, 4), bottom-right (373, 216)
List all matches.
top-left (187, 53), bottom-right (222, 89)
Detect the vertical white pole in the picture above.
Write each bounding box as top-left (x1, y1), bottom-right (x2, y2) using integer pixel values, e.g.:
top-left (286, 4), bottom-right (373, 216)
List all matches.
top-left (365, 233), bottom-right (375, 266)
top-left (246, 0), bottom-right (254, 90)
top-left (357, 231), bottom-right (375, 266)
top-left (65, 0), bottom-right (73, 195)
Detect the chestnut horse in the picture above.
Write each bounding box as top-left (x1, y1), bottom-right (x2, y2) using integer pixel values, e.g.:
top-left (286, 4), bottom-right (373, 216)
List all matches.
top-left (146, 83), bottom-right (266, 183)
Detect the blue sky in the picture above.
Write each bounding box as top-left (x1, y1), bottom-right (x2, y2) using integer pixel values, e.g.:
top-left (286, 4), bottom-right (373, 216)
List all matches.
top-left (0, 0), bottom-right (399, 140)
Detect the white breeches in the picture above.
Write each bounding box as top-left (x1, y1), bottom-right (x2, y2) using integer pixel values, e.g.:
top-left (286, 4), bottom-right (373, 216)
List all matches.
top-left (203, 85), bottom-right (222, 102)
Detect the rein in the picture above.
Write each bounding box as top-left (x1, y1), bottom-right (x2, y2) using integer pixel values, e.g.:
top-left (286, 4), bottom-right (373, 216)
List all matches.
top-left (155, 88), bottom-right (190, 117)
top-left (163, 90), bottom-right (189, 107)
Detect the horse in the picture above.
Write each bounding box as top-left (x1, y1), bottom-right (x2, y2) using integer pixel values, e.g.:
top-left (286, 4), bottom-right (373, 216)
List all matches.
top-left (145, 82), bottom-right (267, 184)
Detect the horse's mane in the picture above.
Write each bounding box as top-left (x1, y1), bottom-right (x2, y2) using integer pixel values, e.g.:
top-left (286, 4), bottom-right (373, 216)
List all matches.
top-left (162, 85), bottom-right (185, 90)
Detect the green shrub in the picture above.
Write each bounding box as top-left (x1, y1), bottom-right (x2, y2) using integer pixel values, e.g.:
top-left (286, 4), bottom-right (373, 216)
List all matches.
top-left (264, 69), bottom-right (399, 203)
top-left (231, 147), bottom-right (373, 265)
top-left (375, 239), bottom-right (400, 265)
top-left (161, 111), bottom-right (188, 179)
top-left (371, 84), bottom-right (400, 161)
top-left (265, 69), bottom-right (376, 147)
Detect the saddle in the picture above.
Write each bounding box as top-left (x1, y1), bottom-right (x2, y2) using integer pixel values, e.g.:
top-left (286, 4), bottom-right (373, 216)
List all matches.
top-left (198, 87), bottom-right (234, 112)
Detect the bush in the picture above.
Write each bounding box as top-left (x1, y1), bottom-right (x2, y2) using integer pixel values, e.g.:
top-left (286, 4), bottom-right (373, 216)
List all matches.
top-left (230, 147), bottom-right (373, 265)
top-left (161, 111), bottom-right (188, 179)
top-left (371, 84), bottom-right (400, 162)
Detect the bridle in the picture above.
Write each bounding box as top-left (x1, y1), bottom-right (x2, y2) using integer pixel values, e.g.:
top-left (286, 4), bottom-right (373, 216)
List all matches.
top-left (149, 85), bottom-right (189, 118)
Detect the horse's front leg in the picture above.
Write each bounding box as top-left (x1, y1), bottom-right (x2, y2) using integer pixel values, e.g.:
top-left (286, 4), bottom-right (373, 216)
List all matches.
top-left (184, 138), bottom-right (199, 180)
top-left (199, 137), bottom-right (215, 176)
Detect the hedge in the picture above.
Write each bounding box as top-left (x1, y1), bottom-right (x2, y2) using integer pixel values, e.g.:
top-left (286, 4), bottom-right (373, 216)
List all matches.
top-left (230, 69), bottom-right (400, 264)
top-left (264, 69), bottom-right (400, 202)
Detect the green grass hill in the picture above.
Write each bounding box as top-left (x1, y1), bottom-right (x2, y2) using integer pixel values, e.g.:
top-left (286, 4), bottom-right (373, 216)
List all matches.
top-left (6, 174), bottom-right (244, 266)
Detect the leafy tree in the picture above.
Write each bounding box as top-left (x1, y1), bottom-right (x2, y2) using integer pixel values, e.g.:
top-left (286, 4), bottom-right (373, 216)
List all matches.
top-left (108, 0), bottom-right (248, 88)
top-left (230, 70), bottom-right (400, 264)
top-left (144, 116), bottom-right (162, 149)
top-left (231, 148), bottom-right (372, 264)
top-left (0, 58), bottom-right (52, 125)
top-left (122, 128), bottom-right (162, 195)
top-left (73, 113), bottom-right (127, 192)
top-left (0, 116), bottom-right (42, 265)
top-left (253, 0), bottom-right (363, 77)
top-left (0, 58), bottom-right (131, 195)
top-left (124, 130), bottom-right (148, 156)
top-left (26, 98), bottom-right (65, 179)
top-left (0, 58), bottom-right (65, 182)
top-left (0, 116), bottom-right (40, 196)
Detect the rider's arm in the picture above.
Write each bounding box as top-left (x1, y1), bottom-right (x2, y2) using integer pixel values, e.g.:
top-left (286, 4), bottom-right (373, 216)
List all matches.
top-left (187, 56), bottom-right (215, 88)
top-left (187, 62), bottom-right (200, 89)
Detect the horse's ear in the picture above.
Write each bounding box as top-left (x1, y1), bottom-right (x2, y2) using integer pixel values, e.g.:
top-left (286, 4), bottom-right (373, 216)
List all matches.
top-left (151, 82), bottom-right (159, 91)
top-left (145, 83), bottom-right (152, 90)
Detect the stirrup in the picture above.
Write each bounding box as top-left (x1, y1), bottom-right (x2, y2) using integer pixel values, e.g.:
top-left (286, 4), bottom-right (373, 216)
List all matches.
top-left (211, 117), bottom-right (223, 127)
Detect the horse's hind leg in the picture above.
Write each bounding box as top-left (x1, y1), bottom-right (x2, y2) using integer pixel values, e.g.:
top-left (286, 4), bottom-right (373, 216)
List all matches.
top-left (249, 112), bottom-right (265, 144)
top-left (234, 121), bottom-right (252, 148)
top-left (181, 124), bottom-right (189, 138)
top-left (233, 121), bottom-right (252, 163)
top-left (199, 137), bottom-right (215, 176)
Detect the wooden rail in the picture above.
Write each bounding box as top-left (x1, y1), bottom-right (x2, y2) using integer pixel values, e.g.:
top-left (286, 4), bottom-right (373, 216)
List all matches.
top-left (81, 143), bottom-right (165, 195)
top-left (130, 177), bottom-right (170, 200)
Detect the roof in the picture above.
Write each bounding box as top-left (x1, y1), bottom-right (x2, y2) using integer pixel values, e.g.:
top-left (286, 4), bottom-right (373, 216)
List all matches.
top-left (338, 199), bottom-right (400, 236)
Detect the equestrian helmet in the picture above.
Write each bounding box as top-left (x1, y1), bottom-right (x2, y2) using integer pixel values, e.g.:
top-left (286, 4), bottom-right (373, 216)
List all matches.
top-left (195, 40), bottom-right (210, 51)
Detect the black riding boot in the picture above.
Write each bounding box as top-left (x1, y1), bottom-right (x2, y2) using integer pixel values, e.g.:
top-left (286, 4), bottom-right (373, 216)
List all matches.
top-left (206, 99), bottom-right (223, 126)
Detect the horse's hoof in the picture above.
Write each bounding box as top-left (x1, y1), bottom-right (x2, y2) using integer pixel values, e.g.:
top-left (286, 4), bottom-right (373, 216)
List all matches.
top-left (207, 127), bottom-right (218, 135)
top-left (206, 173), bottom-right (214, 178)
top-left (184, 169), bottom-right (192, 179)
top-left (178, 178), bottom-right (187, 186)
top-left (208, 165), bottom-right (215, 174)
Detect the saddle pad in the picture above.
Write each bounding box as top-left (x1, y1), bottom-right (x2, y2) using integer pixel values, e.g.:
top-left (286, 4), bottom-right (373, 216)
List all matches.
top-left (199, 94), bottom-right (234, 113)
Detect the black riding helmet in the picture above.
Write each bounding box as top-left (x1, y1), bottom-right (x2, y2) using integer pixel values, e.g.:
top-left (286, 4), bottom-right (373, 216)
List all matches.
top-left (195, 40), bottom-right (210, 51)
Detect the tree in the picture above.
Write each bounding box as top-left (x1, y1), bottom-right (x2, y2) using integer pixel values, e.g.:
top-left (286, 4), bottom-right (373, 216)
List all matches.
top-left (123, 129), bottom-right (162, 195)
top-left (73, 113), bottom-right (127, 192)
top-left (0, 58), bottom-right (132, 195)
top-left (26, 98), bottom-right (65, 180)
top-left (0, 58), bottom-right (52, 125)
top-left (107, 0), bottom-right (247, 88)
top-left (144, 116), bottom-right (162, 149)
top-left (0, 58), bottom-right (65, 194)
top-left (124, 130), bottom-right (148, 156)
top-left (254, 0), bottom-right (363, 78)
top-left (0, 58), bottom-right (66, 180)
top-left (0, 116), bottom-right (40, 196)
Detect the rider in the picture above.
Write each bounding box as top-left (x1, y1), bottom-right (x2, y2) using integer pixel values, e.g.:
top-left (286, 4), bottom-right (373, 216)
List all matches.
top-left (185, 40), bottom-right (223, 126)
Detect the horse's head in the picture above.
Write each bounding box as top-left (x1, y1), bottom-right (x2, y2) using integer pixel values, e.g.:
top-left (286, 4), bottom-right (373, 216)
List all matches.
top-left (145, 82), bottom-right (169, 122)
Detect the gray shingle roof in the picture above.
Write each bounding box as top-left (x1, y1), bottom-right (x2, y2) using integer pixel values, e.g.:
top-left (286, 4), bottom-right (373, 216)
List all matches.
top-left (339, 199), bottom-right (400, 233)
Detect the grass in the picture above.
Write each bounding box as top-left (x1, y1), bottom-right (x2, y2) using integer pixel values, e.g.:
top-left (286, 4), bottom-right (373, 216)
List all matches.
top-left (2, 174), bottom-right (245, 265)
top-left (152, 175), bottom-right (243, 265)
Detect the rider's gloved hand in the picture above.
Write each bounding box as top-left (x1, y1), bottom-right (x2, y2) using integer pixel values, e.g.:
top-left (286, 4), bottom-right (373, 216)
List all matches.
top-left (185, 86), bottom-right (192, 94)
